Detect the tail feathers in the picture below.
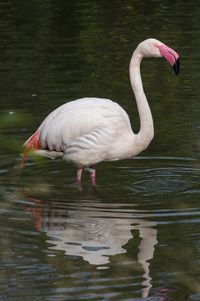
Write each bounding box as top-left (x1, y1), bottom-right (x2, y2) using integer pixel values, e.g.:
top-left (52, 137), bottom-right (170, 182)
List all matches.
top-left (20, 130), bottom-right (41, 168)
top-left (24, 130), bottom-right (41, 150)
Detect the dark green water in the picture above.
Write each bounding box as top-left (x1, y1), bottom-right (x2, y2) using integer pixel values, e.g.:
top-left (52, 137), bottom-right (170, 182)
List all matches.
top-left (0, 1), bottom-right (200, 300)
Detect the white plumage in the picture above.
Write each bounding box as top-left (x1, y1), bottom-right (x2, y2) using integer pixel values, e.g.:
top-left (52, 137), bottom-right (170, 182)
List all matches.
top-left (38, 98), bottom-right (135, 164)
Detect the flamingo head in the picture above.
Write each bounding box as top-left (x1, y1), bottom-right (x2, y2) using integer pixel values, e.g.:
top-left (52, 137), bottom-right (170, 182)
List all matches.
top-left (138, 38), bottom-right (180, 75)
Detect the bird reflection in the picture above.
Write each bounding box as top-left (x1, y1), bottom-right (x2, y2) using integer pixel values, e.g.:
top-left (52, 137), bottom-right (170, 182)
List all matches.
top-left (23, 195), bottom-right (157, 298)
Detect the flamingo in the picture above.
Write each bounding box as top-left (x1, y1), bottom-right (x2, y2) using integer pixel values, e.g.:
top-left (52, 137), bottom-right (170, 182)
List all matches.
top-left (21, 38), bottom-right (180, 187)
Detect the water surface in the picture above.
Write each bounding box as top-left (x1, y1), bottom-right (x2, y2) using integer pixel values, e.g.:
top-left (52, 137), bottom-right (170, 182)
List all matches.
top-left (0, 1), bottom-right (200, 300)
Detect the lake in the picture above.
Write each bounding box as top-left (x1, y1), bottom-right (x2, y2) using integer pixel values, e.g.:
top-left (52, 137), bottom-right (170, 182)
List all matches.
top-left (0, 1), bottom-right (199, 300)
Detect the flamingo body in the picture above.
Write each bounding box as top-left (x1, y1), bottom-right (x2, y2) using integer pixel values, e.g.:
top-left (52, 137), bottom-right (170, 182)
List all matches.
top-left (21, 38), bottom-right (180, 186)
top-left (38, 97), bottom-right (137, 165)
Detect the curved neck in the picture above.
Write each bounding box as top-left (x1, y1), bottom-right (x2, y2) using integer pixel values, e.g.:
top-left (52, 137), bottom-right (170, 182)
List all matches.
top-left (129, 49), bottom-right (154, 149)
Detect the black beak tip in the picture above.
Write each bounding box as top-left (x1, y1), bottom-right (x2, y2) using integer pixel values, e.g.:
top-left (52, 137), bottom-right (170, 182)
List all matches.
top-left (173, 58), bottom-right (180, 75)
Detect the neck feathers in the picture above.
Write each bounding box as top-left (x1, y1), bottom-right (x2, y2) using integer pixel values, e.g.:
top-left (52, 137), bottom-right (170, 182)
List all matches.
top-left (129, 49), bottom-right (154, 150)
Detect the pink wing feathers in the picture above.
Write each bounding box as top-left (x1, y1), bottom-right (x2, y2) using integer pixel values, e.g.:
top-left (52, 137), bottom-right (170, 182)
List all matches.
top-left (20, 130), bottom-right (41, 168)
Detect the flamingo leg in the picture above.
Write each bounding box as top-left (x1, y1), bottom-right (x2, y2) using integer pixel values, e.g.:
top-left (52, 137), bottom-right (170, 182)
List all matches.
top-left (76, 168), bottom-right (83, 189)
top-left (76, 166), bottom-right (96, 189)
top-left (89, 165), bottom-right (96, 186)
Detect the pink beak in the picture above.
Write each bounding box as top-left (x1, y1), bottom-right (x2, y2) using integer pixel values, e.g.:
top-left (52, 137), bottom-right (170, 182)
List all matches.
top-left (158, 44), bottom-right (180, 75)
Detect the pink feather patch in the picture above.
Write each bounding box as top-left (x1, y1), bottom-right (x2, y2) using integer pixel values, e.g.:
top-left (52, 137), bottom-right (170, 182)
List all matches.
top-left (20, 130), bottom-right (41, 168)
top-left (25, 130), bottom-right (41, 150)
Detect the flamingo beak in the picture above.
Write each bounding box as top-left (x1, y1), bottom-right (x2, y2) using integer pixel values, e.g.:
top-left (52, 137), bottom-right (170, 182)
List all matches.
top-left (158, 45), bottom-right (180, 75)
top-left (173, 57), bottom-right (180, 75)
